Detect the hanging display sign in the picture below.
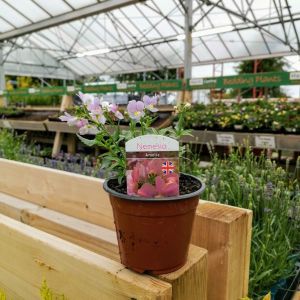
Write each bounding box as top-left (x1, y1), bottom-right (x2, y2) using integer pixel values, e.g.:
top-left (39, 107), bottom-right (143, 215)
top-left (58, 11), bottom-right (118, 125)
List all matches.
top-left (4, 71), bottom-right (300, 97)
top-left (188, 71), bottom-right (300, 90)
top-left (125, 135), bottom-right (179, 198)
top-left (136, 80), bottom-right (183, 91)
top-left (83, 84), bottom-right (116, 93)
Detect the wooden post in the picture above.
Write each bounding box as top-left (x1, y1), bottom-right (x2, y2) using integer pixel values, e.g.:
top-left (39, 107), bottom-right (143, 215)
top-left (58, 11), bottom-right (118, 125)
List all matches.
top-left (66, 133), bottom-right (76, 154)
top-left (191, 201), bottom-right (252, 300)
top-left (52, 94), bottom-right (74, 157)
top-left (292, 290), bottom-right (300, 300)
top-left (52, 131), bottom-right (64, 157)
top-left (60, 94), bottom-right (73, 111)
top-left (0, 96), bottom-right (5, 107)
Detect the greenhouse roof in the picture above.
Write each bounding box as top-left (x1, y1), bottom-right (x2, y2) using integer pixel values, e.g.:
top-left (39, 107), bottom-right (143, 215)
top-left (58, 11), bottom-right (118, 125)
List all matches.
top-left (0, 0), bottom-right (300, 79)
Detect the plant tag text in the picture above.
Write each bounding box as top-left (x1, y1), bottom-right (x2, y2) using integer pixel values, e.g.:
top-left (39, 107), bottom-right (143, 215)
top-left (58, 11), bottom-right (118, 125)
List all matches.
top-left (125, 135), bottom-right (179, 198)
top-left (216, 134), bottom-right (235, 145)
top-left (255, 136), bottom-right (276, 149)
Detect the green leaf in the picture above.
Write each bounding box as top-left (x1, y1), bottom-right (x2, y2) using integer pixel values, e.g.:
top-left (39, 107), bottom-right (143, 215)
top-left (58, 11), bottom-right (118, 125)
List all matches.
top-left (76, 134), bottom-right (98, 147)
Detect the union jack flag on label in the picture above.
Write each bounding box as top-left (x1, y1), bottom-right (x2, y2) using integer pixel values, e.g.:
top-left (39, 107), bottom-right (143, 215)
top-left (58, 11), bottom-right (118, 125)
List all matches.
top-left (162, 161), bottom-right (175, 174)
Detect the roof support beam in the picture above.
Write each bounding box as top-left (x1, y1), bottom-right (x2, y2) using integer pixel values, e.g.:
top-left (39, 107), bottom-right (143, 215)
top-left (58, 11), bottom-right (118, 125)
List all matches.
top-left (184, 0), bottom-right (193, 79)
top-left (0, 0), bottom-right (143, 42)
top-left (0, 44), bottom-right (5, 89)
top-left (200, 0), bottom-right (299, 54)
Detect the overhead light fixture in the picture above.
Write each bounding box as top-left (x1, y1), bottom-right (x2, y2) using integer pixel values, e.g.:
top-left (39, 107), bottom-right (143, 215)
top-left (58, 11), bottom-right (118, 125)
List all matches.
top-left (176, 25), bottom-right (235, 41)
top-left (76, 48), bottom-right (110, 58)
top-left (192, 25), bottom-right (234, 38)
top-left (177, 34), bottom-right (185, 41)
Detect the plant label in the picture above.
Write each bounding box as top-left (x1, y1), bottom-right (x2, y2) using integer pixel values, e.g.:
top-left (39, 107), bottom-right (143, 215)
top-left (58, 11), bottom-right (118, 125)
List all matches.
top-left (290, 72), bottom-right (300, 80)
top-left (190, 78), bottom-right (204, 86)
top-left (125, 135), bottom-right (179, 198)
top-left (255, 135), bottom-right (276, 149)
top-left (2, 120), bottom-right (11, 128)
top-left (216, 133), bottom-right (235, 145)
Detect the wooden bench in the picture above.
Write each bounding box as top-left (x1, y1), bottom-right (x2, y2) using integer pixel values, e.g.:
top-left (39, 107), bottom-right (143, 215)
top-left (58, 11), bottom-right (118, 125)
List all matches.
top-left (0, 158), bottom-right (252, 299)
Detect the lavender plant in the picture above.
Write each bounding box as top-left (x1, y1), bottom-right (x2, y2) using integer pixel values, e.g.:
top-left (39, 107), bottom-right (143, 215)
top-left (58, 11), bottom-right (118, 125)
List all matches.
top-left (198, 148), bottom-right (300, 299)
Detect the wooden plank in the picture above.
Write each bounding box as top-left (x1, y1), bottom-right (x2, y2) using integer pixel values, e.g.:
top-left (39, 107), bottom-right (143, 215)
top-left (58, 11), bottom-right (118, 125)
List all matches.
top-left (292, 290), bottom-right (300, 300)
top-left (0, 192), bottom-right (208, 300)
top-left (0, 213), bottom-right (172, 300)
top-left (8, 120), bottom-right (47, 131)
top-left (45, 121), bottom-right (78, 133)
top-left (0, 158), bottom-right (115, 230)
top-left (159, 246), bottom-right (207, 300)
top-left (191, 201), bottom-right (252, 300)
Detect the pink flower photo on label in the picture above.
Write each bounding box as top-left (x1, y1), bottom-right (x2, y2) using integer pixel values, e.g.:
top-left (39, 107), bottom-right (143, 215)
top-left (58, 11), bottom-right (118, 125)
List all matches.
top-left (126, 158), bottom-right (179, 198)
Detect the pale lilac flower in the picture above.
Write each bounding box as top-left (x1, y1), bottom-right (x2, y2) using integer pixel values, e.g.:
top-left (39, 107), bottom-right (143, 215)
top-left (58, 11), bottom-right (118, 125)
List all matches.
top-left (76, 119), bottom-right (89, 135)
top-left (87, 97), bottom-right (101, 112)
top-left (101, 101), bottom-right (110, 109)
top-left (102, 102), bottom-right (124, 120)
top-left (78, 125), bottom-right (89, 135)
top-left (109, 104), bottom-right (124, 120)
top-left (59, 112), bottom-right (78, 126)
top-left (78, 92), bottom-right (94, 105)
top-left (90, 108), bottom-right (106, 125)
top-left (127, 100), bottom-right (145, 121)
top-left (76, 118), bottom-right (88, 129)
top-left (143, 95), bottom-right (158, 112)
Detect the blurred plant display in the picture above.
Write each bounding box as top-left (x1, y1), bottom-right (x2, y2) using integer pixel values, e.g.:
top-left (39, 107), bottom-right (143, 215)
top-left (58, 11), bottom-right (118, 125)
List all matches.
top-left (183, 100), bottom-right (300, 133)
top-left (0, 129), bottom-right (101, 177)
top-left (0, 107), bottom-right (24, 118)
top-left (8, 95), bottom-right (61, 106)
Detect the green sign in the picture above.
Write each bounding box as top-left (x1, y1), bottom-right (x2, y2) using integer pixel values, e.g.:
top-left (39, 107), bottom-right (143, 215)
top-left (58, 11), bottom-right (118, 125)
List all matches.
top-left (188, 71), bottom-right (300, 90)
top-left (4, 72), bottom-right (300, 98)
top-left (83, 84), bottom-right (116, 93)
top-left (136, 80), bottom-right (183, 92)
top-left (7, 88), bottom-right (29, 97)
top-left (38, 86), bottom-right (66, 95)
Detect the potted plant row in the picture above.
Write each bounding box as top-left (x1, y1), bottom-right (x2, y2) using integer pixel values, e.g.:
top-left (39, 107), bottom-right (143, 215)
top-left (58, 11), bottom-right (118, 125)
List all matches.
top-left (183, 100), bottom-right (300, 133)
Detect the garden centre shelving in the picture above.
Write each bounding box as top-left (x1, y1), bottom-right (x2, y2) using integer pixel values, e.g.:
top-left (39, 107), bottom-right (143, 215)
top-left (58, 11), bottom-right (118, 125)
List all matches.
top-left (182, 130), bottom-right (300, 152)
top-left (0, 158), bottom-right (252, 300)
top-left (1, 119), bottom-right (300, 153)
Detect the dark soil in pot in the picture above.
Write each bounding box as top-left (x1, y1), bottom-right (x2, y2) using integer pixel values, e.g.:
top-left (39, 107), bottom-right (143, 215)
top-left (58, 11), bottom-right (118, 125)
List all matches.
top-left (107, 173), bottom-right (202, 196)
top-left (104, 173), bottom-right (205, 275)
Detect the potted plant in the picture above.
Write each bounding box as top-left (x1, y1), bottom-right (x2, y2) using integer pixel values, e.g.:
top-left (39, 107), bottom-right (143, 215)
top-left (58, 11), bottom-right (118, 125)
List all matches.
top-left (60, 93), bottom-right (205, 274)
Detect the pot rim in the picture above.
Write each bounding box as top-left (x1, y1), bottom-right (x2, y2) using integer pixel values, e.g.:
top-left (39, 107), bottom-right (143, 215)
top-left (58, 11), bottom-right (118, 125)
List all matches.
top-left (103, 173), bottom-right (206, 202)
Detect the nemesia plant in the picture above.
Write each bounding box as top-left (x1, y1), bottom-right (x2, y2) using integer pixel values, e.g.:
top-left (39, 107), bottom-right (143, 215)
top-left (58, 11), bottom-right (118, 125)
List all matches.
top-left (59, 92), bottom-right (191, 196)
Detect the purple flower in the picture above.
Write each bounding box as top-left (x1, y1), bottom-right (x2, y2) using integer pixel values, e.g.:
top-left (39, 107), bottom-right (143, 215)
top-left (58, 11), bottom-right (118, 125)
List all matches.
top-left (127, 100), bottom-right (145, 121)
top-left (109, 103), bottom-right (124, 120)
top-left (87, 97), bottom-right (101, 112)
top-left (90, 107), bottom-right (106, 125)
top-left (78, 92), bottom-right (94, 105)
top-left (76, 119), bottom-right (89, 135)
top-left (76, 118), bottom-right (88, 128)
top-left (59, 112), bottom-right (78, 126)
top-left (143, 95), bottom-right (158, 112)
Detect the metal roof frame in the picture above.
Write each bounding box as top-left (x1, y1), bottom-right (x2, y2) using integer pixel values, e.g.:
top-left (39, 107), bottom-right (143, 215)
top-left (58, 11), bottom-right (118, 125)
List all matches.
top-left (0, 0), bottom-right (299, 79)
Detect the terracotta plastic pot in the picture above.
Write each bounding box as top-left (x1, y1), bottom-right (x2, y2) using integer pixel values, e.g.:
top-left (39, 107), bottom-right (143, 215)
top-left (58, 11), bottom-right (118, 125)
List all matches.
top-left (103, 173), bottom-right (205, 275)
